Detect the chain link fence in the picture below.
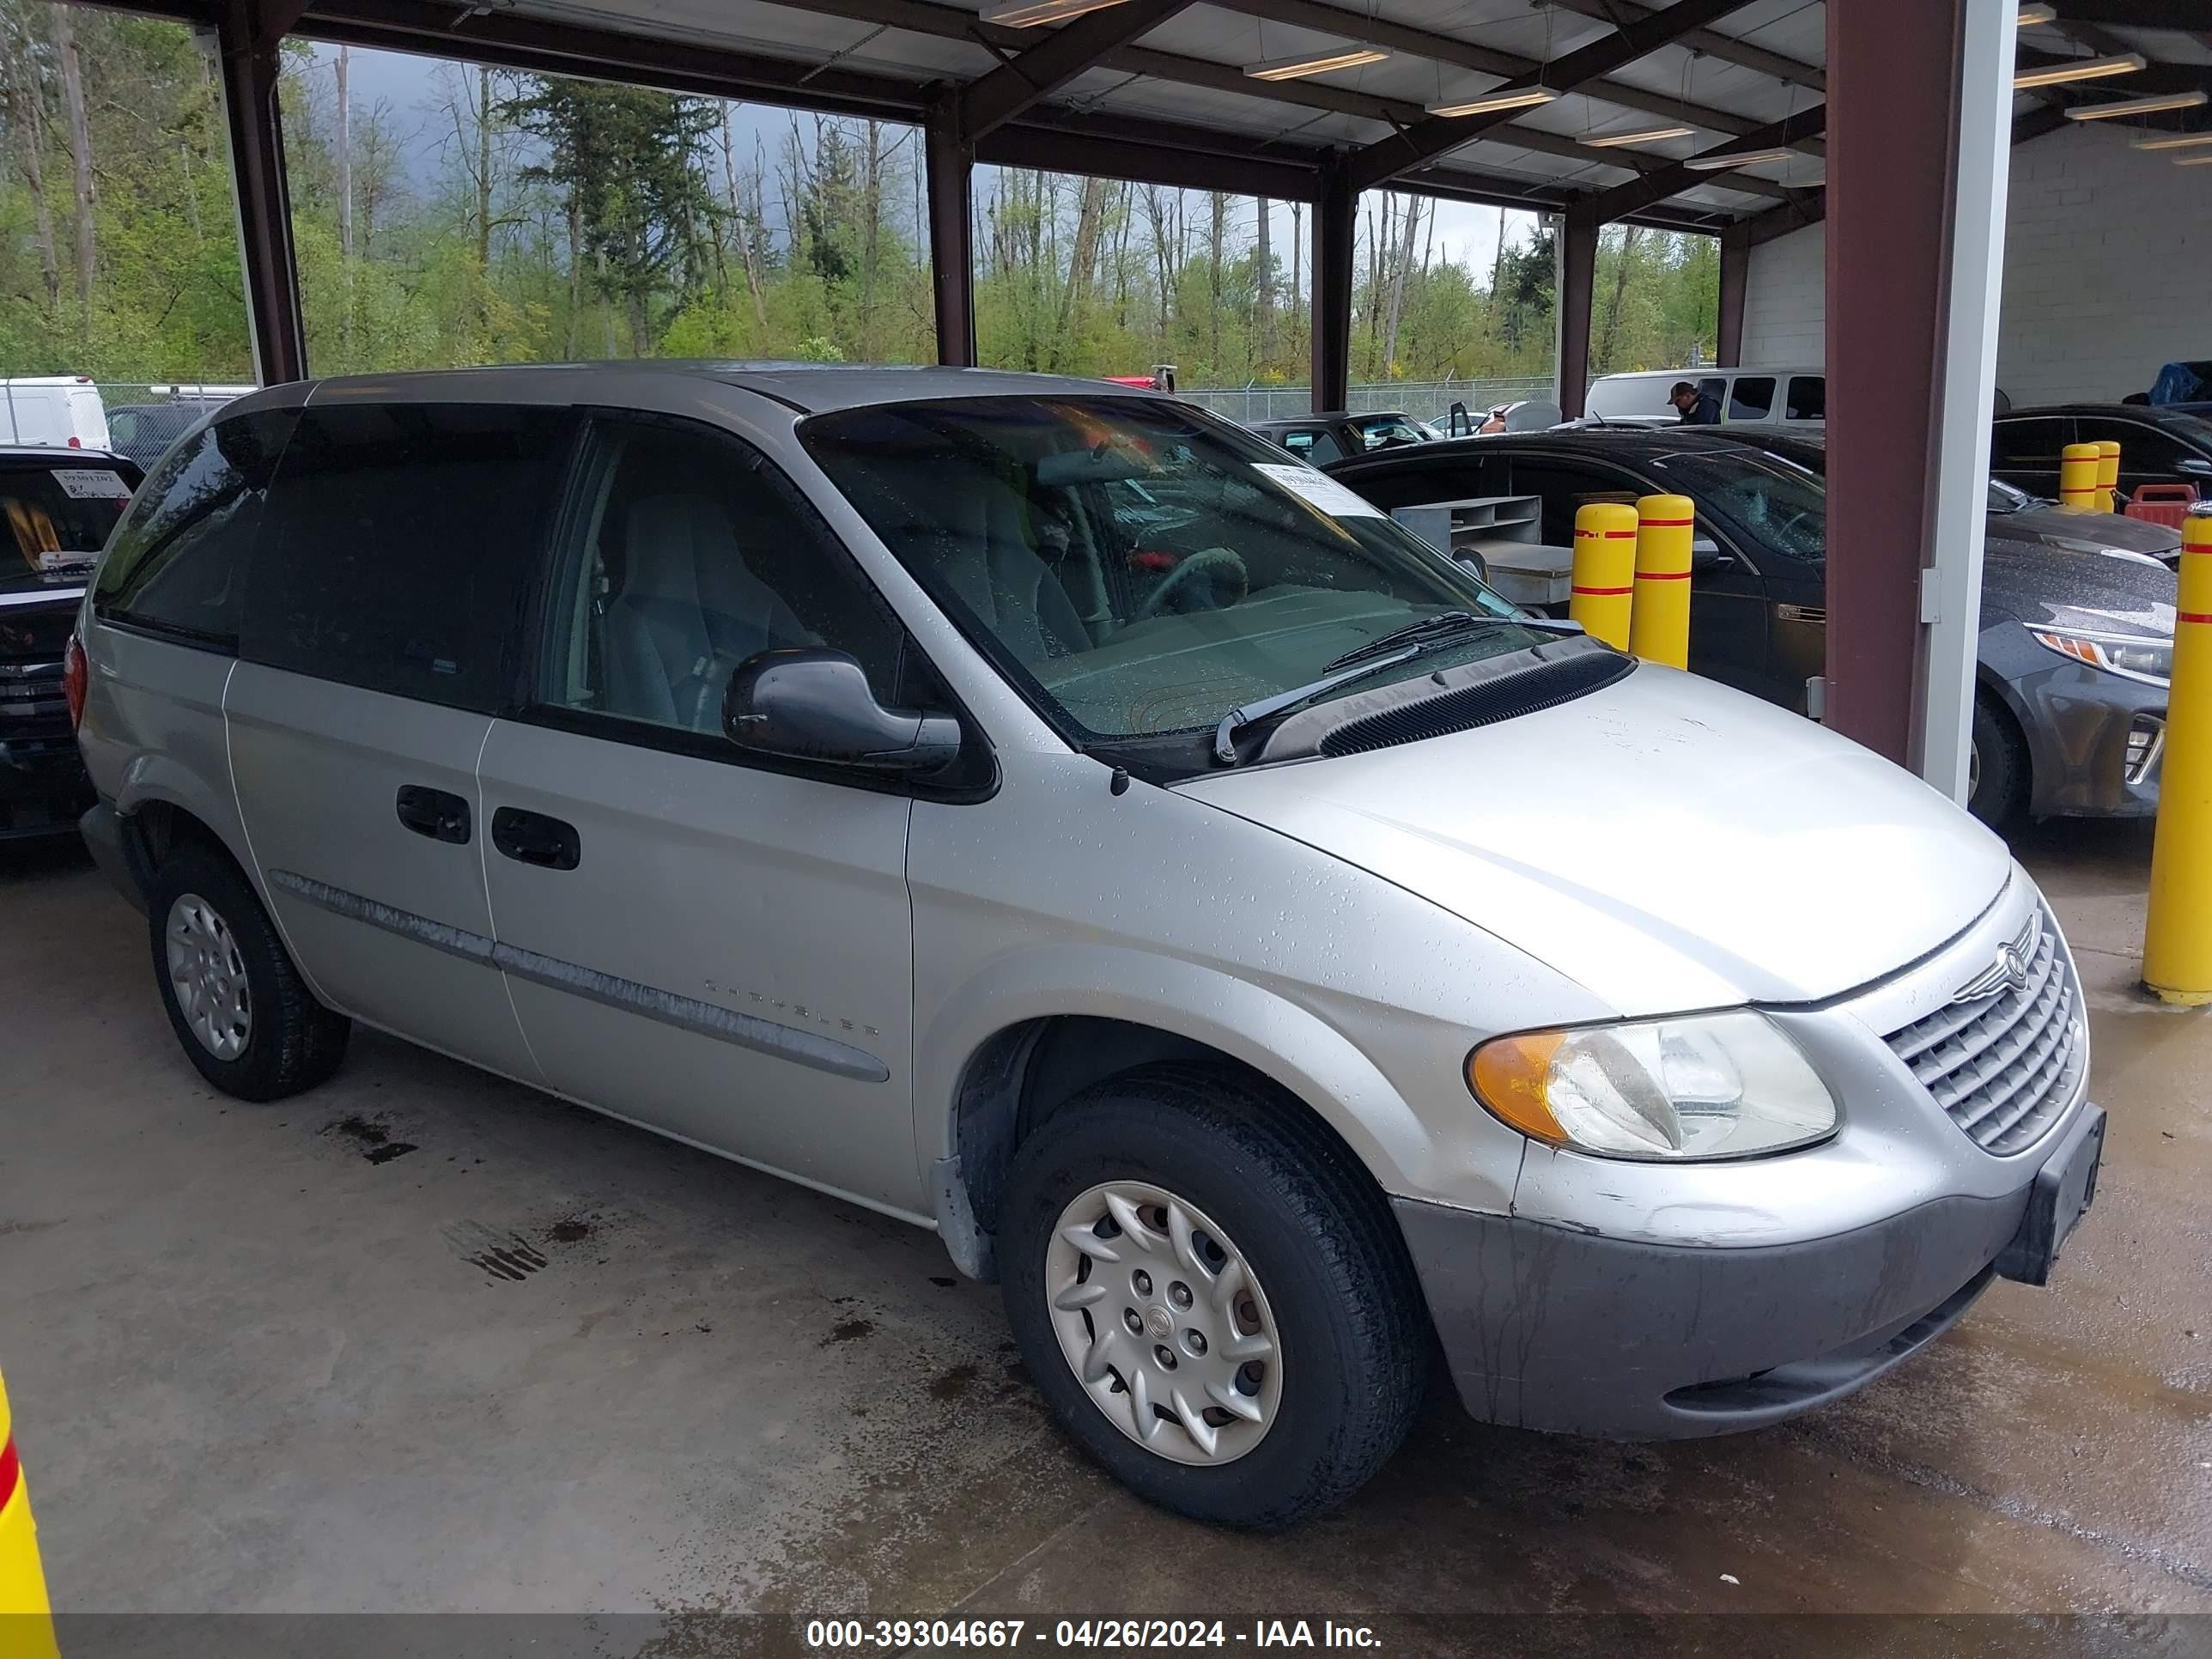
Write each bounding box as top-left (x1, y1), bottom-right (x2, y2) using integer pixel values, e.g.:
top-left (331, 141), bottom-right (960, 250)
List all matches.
top-left (1176, 376), bottom-right (1559, 427)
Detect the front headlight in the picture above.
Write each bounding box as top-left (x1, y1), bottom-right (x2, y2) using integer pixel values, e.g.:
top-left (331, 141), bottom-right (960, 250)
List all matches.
top-left (2030, 627), bottom-right (2172, 688)
top-left (1468, 1012), bottom-right (1838, 1161)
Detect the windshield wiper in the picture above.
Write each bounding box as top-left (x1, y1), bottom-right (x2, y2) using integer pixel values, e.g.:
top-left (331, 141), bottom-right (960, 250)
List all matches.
top-left (1212, 647), bottom-right (1421, 765)
top-left (1327, 610), bottom-right (1583, 672)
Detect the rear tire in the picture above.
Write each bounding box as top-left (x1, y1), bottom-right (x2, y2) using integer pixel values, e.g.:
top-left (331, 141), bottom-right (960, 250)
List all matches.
top-left (1970, 692), bottom-right (2029, 828)
top-left (147, 842), bottom-right (350, 1102)
top-left (1000, 1065), bottom-right (1424, 1528)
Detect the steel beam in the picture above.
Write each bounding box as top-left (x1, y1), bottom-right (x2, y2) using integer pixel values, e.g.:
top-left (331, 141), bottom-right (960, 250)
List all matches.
top-left (212, 0), bottom-right (307, 384)
top-left (957, 0), bottom-right (1194, 142)
top-left (1310, 161), bottom-right (1355, 415)
top-left (980, 122), bottom-right (1318, 200)
top-left (925, 103), bottom-right (975, 367)
top-left (1743, 188), bottom-right (1824, 246)
top-left (1346, 0), bottom-right (1760, 195)
top-left (1544, 0), bottom-right (1826, 93)
top-left (1717, 222), bottom-right (1748, 366)
top-left (1583, 106), bottom-right (1827, 225)
top-left (1556, 205), bottom-right (1597, 419)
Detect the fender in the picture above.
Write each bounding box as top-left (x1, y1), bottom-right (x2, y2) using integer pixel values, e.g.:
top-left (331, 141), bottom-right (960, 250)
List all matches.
top-left (913, 943), bottom-right (1523, 1214)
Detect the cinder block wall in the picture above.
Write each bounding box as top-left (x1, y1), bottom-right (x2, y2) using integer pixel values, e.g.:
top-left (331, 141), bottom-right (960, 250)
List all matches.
top-left (1738, 122), bottom-right (2212, 404)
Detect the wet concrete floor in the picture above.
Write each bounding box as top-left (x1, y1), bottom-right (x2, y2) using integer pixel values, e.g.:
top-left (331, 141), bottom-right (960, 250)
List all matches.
top-left (1, 821), bottom-right (2206, 1648)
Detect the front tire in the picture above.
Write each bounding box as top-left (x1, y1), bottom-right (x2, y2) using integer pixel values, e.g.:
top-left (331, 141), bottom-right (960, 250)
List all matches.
top-left (1000, 1066), bottom-right (1424, 1528)
top-left (1970, 691), bottom-right (2029, 827)
top-left (147, 842), bottom-right (350, 1101)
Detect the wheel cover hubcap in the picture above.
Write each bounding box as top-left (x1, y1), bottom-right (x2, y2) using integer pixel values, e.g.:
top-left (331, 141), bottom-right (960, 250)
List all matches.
top-left (1044, 1181), bottom-right (1282, 1466)
top-left (166, 893), bottom-right (252, 1061)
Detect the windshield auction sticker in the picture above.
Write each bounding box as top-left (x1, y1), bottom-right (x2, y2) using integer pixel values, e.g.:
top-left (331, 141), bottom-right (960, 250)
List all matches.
top-left (1251, 461), bottom-right (1386, 520)
top-left (51, 467), bottom-right (134, 500)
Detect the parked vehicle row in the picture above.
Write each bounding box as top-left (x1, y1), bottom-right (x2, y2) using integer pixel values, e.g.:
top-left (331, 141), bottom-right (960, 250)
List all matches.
top-left (1327, 428), bottom-right (2176, 826)
top-left (70, 365), bottom-right (2100, 1528)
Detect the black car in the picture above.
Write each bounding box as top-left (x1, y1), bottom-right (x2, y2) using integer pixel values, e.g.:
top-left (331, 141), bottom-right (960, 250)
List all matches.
top-left (1990, 403), bottom-right (2212, 501)
top-left (105, 399), bottom-right (228, 472)
top-left (2, 446), bottom-right (142, 839)
top-left (1328, 429), bottom-right (2175, 825)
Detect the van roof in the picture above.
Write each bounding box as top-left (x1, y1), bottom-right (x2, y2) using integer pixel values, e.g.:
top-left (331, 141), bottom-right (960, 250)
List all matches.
top-left (1592, 366), bottom-right (1822, 380)
top-left (246, 362), bottom-right (1166, 419)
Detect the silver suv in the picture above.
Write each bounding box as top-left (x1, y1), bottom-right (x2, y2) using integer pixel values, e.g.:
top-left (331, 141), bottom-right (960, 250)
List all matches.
top-left (72, 365), bottom-right (2104, 1528)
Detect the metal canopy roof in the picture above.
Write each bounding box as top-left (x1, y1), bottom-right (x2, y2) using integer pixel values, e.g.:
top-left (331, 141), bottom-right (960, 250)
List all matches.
top-left (104, 0), bottom-right (2212, 236)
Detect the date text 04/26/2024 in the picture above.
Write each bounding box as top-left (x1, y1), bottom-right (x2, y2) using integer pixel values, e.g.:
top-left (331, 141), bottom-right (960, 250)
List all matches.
top-left (803, 1620), bottom-right (1382, 1649)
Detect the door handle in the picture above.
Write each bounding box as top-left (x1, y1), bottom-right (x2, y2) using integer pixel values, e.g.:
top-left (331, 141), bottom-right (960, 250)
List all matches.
top-left (395, 785), bottom-right (471, 845)
top-left (491, 806), bottom-right (580, 871)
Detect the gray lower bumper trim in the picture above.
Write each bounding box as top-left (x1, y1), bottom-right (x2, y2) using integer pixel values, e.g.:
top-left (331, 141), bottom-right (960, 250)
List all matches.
top-left (266, 868), bottom-right (889, 1084)
top-left (1394, 1190), bottom-right (2026, 1441)
top-left (79, 800), bottom-right (147, 914)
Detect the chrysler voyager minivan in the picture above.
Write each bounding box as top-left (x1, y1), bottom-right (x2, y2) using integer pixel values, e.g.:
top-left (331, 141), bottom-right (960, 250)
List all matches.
top-left (72, 366), bottom-right (2102, 1528)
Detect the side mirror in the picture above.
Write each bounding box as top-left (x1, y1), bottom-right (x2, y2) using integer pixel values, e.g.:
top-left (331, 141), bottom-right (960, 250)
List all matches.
top-left (1448, 400), bottom-right (1471, 439)
top-left (1690, 535), bottom-right (1729, 570)
top-left (723, 649), bottom-right (962, 776)
top-left (2178, 458), bottom-right (2212, 479)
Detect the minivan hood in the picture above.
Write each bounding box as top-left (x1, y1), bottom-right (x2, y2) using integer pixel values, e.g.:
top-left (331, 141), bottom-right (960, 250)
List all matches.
top-left (1180, 665), bottom-right (2010, 1016)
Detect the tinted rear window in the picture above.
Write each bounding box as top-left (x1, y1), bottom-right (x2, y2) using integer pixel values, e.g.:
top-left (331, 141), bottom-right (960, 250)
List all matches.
top-left (242, 403), bottom-right (571, 710)
top-left (3, 456), bottom-right (139, 579)
top-left (1727, 377), bottom-right (1775, 421)
top-left (96, 412), bottom-right (288, 648)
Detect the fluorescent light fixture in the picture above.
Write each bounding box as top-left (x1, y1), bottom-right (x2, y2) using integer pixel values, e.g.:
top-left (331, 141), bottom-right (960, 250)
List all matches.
top-left (1683, 146), bottom-right (1797, 171)
top-left (981, 0), bottom-right (1127, 26)
top-left (2067, 89), bottom-right (2209, 119)
top-left (2176, 154), bottom-right (2212, 166)
top-left (1583, 125), bottom-right (1697, 148)
top-left (1243, 46), bottom-right (1389, 82)
top-left (2017, 4), bottom-right (2057, 23)
top-left (1427, 86), bottom-right (1558, 118)
top-left (2134, 131), bottom-right (2212, 149)
top-left (2012, 52), bottom-right (2145, 89)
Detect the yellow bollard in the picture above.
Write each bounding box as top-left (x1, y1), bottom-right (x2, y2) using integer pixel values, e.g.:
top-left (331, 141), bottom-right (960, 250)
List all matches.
top-left (1569, 501), bottom-right (1639, 650)
top-left (2059, 442), bottom-right (2103, 511)
top-left (2143, 504), bottom-right (2212, 1004)
top-left (1627, 494), bottom-right (1694, 670)
top-left (0, 1371), bottom-right (61, 1659)
top-left (2097, 440), bottom-right (2122, 514)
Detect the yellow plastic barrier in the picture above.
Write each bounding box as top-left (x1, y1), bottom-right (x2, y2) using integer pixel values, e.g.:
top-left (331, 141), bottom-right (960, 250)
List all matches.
top-left (2059, 442), bottom-right (2103, 511)
top-left (0, 1371), bottom-right (60, 1659)
top-left (2144, 504), bottom-right (2212, 1004)
top-left (2097, 440), bottom-right (2122, 514)
top-left (1569, 501), bottom-right (1639, 650)
top-left (1627, 494), bottom-right (1694, 670)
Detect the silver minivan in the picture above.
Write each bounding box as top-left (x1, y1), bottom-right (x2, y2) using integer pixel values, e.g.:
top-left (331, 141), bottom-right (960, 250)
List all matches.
top-left (71, 365), bottom-right (2102, 1528)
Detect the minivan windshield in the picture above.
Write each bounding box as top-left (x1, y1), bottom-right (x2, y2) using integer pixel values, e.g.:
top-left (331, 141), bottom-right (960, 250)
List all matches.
top-left (804, 398), bottom-right (1547, 763)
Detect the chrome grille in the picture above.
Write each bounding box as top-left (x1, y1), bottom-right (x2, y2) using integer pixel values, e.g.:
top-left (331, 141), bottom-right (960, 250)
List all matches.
top-left (0, 658), bottom-right (67, 724)
top-left (1882, 902), bottom-right (2084, 1155)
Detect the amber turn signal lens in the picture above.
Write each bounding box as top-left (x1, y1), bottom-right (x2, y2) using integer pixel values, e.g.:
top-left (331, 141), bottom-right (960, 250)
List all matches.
top-left (1467, 1032), bottom-right (1568, 1143)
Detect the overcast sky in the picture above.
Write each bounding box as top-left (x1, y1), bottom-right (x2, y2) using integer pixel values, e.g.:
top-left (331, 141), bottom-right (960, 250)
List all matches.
top-left (307, 41), bottom-right (1548, 295)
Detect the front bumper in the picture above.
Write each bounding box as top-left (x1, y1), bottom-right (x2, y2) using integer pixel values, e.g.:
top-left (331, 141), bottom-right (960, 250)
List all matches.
top-left (1401, 866), bottom-right (2100, 1439)
top-left (2008, 661), bottom-right (2165, 818)
top-left (1399, 1189), bottom-right (2017, 1439)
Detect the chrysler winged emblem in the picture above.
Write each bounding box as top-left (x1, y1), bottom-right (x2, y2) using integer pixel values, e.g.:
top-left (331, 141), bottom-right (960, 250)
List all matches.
top-left (1950, 920), bottom-right (2037, 1005)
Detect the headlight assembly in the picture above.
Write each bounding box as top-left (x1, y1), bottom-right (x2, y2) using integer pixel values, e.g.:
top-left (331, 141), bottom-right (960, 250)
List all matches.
top-left (2029, 627), bottom-right (2172, 688)
top-left (1468, 1012), bottom-right (1838, 1161)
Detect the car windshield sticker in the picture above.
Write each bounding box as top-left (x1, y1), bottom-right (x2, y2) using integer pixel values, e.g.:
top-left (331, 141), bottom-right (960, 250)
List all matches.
top-left (51, 468), bottom-right (134, 501)
top-left (1251, 461), bottom-right (1385, 519)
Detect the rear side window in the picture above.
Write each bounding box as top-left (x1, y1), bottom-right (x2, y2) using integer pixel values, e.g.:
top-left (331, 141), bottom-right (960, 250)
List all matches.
top-left (95, 412), bottom-right (288, 649)
top-left (1727, 377), bottom-right (1775, 421)
top-left (1991, 416), bottom-right (2070, 469)
top-left (243, 403), bottom-right (570, 711)
top-left (1785, 375), bottom-right (1825, 421)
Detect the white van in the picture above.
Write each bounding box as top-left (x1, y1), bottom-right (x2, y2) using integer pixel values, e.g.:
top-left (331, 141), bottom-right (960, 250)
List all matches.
top-left (1585, 366), bottom-right (1825, 429)
top-left (2, 377), bottom-right (112, 451)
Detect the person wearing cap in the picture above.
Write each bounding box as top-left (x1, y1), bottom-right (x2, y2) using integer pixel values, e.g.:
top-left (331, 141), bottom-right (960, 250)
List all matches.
top-left (1669, 380), bottom-right (1722, 425)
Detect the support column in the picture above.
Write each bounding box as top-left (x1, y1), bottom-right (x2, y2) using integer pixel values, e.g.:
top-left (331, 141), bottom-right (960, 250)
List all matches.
top-left (210, 0), bottom-right (305, 386)
top-left (1310, 160), bottom-right (1354, 414)
top-left (1826, 0), bottom-right (2015, 785)
top-left (1556, 206), bottom-right (1597, 419)
top-left (925, 103), bottom-right (975, 368)
top-left (1717, 222), bottom-right (1749, 367)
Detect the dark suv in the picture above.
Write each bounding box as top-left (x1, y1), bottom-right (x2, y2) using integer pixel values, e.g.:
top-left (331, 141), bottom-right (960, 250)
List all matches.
top-left (1, 447), bottom-right (142, 838)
